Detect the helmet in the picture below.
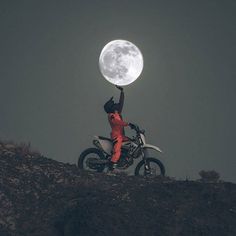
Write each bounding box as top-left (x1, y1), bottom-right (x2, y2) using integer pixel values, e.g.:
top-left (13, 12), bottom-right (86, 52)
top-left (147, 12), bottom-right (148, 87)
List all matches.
top-left (104, 97), bottom-right (115, 113)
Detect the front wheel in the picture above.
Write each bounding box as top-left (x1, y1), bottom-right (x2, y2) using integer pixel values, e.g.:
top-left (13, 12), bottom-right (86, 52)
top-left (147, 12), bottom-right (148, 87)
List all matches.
top-left (78, 148), bottom-right (106, 172)
top-left (135, 157), bottom-right (165, 177)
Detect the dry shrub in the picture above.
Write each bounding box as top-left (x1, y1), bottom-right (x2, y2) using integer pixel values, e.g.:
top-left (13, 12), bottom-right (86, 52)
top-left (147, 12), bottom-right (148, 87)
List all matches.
top-left (16, 142), bottom-right (41, 157)
top-left (0, 140), bottom-right (41, 157)
top-left (199, 170), bottom-right (220, 183)
top-left (15, 142), bottom-right (30, 156)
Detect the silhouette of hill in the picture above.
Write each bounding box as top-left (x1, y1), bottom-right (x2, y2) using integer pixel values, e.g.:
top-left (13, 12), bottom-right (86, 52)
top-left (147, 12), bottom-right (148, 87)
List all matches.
top-left (0, 141), bottom-right (236, 236)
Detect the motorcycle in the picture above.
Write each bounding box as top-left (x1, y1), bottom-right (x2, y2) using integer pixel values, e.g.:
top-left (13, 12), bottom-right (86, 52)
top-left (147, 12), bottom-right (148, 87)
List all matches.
top-left (78, 124), bottom-right (165, 176)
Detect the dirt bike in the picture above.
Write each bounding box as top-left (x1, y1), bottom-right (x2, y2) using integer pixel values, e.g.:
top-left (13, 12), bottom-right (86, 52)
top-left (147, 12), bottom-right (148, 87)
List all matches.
top-left (78, 124), bottom-right (165, 176)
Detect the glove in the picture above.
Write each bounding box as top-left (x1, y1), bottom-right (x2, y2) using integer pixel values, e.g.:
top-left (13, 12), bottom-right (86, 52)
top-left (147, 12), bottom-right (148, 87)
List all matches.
top-left (129, 123), bottom-right (136, 130)
top-left (115, 85), bottom-right (124, 91)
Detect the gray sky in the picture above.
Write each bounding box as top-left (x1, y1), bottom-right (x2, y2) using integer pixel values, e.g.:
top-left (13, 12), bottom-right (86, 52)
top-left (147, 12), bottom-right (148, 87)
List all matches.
top-left (0, 0), bottom-right (235, 181)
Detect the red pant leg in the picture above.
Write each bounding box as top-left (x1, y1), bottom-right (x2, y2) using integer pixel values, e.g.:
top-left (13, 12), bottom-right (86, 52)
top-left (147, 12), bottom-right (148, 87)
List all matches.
top-left (111, 136), bottom-right (123, 163)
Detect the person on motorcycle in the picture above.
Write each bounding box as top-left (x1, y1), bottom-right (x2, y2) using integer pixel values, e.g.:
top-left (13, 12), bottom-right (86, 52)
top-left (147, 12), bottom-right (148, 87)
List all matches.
top-left (104, 85), bottom-right (132, 172)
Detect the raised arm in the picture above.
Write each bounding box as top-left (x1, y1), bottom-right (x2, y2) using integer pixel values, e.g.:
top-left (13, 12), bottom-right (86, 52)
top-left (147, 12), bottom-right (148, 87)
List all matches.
top-left (116, 86), bottom-right (124, 113)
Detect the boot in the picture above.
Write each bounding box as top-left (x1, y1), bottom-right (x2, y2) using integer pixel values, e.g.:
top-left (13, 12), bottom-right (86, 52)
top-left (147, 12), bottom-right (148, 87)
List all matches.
top-left (107, 162), bottom-right (120, 175)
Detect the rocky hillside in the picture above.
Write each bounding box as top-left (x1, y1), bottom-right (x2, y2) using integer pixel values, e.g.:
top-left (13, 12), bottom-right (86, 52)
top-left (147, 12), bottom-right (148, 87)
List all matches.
top-left (0, 141), bottom-right (236, 236)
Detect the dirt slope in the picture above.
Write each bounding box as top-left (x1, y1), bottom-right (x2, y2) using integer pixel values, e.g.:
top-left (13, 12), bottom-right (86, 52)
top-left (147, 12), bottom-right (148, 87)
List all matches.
top-left (0, 142), bottom-right (236, 236)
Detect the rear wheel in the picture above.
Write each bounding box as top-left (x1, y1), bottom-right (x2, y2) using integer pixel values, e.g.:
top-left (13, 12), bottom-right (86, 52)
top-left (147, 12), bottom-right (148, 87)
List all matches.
top-left (135, 157), bottom-right (165, 176)
top-left (78, 148), bottom-right (106, 172)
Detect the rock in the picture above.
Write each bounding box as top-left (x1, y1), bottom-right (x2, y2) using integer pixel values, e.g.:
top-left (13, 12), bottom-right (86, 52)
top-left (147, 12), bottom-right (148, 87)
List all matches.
top-left (3, 144), bottom-right (16, 150)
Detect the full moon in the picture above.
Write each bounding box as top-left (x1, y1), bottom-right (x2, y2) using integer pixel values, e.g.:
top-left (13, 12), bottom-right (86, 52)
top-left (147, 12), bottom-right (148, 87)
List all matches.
top-left (99, 40), bottom-right (144, 86)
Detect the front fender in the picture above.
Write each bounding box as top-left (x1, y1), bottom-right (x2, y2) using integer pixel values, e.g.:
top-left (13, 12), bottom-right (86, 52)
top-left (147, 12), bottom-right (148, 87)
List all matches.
top-left (143, 144), bottom-right (163, 154)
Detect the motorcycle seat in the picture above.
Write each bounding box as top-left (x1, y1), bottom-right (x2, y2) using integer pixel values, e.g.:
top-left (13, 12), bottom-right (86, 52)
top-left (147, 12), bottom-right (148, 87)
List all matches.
top-left (98, 136), bottom-right (112, 142)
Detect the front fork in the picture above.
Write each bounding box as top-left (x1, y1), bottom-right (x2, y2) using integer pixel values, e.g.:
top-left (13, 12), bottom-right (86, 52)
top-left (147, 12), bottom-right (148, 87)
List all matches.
top-left (141, 149), bottom-right (151, 175)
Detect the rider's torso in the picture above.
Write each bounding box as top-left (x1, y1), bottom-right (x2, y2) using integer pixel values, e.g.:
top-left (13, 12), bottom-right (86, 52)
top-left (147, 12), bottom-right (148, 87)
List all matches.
top-left (108, 112), bottom-right (125, 138)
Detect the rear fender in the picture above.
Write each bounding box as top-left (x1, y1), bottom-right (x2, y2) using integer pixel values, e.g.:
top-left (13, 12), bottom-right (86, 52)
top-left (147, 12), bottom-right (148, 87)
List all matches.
top-left (93, 136), bottom-right (112, 155)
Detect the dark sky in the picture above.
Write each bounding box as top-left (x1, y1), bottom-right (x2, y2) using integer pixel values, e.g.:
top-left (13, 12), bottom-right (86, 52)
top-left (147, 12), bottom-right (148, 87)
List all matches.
top-left (0, 0), bottom-right (235, 181)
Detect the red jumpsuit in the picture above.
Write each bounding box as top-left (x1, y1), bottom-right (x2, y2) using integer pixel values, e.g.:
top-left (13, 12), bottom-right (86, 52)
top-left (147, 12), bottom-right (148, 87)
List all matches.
top-left (108, 112), bottom-right (129, 163)
top-left (108, 91), bottom-right (129, 163)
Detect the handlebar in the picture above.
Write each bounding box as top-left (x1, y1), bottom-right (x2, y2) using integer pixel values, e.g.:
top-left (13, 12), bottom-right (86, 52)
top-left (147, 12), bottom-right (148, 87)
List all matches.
top-left (129, 123), bottom-right (145, 134)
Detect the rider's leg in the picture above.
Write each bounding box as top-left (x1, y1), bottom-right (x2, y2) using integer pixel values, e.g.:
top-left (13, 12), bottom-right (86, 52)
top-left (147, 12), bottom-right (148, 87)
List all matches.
top-left (110, 136), bottom-right (123, 169)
